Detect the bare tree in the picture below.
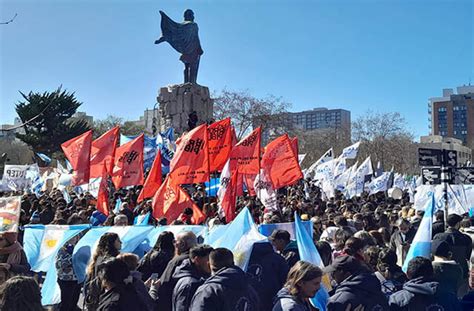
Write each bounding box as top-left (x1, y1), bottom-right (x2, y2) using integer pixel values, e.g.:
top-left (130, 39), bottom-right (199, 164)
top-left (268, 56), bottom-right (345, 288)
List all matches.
top-left (213, 89), bottom-right (290, 140)
top-left (352, 111), bottom-right (418, 174)
top-left (93, 115), bottom-right (146, 138)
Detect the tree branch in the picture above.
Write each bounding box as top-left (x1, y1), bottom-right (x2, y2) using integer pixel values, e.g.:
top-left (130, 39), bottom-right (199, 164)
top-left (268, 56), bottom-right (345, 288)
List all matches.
top-left (0, 13), bottom-right (18, 25)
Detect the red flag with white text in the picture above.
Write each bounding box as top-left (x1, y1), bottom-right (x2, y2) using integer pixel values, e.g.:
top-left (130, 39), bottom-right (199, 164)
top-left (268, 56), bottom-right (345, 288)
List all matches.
top-left (96, 163), bottom-right (110, 216)
top-left (61, 130), bottom-right (93, 186)
top-left (229, 127), bottom-right (261, 174)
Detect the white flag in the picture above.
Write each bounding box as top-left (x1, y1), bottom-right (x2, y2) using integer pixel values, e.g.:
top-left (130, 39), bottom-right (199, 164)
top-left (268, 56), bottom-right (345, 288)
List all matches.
top-left (254, 170), bottom-right (278, 212)
top-left (305, 148), bottom-right (333, 178)
top-left (368, 172), bottom-right (391, 195)
top-left (341, 141), bottom-right (361, 159)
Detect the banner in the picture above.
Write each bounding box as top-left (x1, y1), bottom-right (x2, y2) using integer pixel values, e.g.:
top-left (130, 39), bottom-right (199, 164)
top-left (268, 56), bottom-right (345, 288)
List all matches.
top-left (61, 130), bottom-right (93, 186)
top-left (2, 164), bottom-right (30, 190)
top-left (0, 196), bottom-right (21, 232)
top-left (208, 118), bottom-right (232, 172)
top-left (120, 134), bottom-right (157, 172)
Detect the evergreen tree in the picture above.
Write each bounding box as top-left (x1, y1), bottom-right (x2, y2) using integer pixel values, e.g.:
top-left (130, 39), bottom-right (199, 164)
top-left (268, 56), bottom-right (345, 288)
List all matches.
top-left (15, 87), bottom-right (91, 156)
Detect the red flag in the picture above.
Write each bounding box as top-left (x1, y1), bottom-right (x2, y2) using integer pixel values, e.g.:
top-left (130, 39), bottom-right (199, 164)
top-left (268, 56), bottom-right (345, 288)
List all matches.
top-left (90, 126), bottom-right (119, 178)
top-left (290, 137), bottom-right (298, 157)
top-left (96, 163), bottom-right (110, 216)
top-left (208, 118), bottom-right (232, 172)
top-left (137, 150), bottom-right (162, 203)
top-left (61, 130), bottom-right (93, 186)
top-left (243, 174), bottom-right (257, 196)
top-left (169, 124), bottom-right (209, 185)
top-left (152, 176), bottom-right (205, 224)
top-left (230, 127), bottom-right (261, 174)
top-left (261, 134), bottom-right (303, 189)
top-left (112, 134), bottom-right (144, 188)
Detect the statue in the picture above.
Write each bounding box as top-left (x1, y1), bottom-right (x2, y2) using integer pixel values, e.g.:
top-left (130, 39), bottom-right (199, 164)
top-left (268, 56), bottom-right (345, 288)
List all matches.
top-left (155, 9), bottom-right (203, 84)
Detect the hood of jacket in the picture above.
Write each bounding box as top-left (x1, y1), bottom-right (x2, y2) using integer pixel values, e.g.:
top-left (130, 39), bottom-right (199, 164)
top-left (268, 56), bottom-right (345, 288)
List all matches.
top-left (336, 272), bottom-right (383, 296)
top-left (173, 258), bottom-right (202, 279)
top-left (204, 266), bottom-right (248, 291)
top-left (402, 277), bottom-right (438, 296)
top-left (250, 241), bottom-right (274, 258)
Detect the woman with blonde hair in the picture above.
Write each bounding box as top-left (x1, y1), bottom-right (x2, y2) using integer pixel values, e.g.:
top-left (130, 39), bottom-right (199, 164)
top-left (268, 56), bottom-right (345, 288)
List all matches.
top-left (273, 261), bottom-right (322, 311)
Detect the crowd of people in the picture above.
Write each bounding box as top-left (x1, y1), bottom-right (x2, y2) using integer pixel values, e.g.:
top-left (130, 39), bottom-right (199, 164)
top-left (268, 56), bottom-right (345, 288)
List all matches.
top-left (1, 178), bottom-right (474, 310)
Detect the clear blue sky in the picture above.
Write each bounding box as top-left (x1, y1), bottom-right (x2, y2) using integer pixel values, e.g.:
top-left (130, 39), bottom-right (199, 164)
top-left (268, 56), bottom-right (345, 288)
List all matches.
top-left (1, 0), bottom-right (472, 139)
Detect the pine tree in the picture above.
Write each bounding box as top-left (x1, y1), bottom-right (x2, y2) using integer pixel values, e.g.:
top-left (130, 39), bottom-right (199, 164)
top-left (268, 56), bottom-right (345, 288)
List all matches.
top-left (15, 87), bottom-right (91, 156)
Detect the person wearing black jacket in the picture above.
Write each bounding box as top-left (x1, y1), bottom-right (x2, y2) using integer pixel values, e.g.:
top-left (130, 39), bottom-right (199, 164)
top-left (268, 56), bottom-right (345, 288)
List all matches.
top-left (150, 231), bottom-right (197, 311)
top-left (97, 258), bottom-right (146, 311)
top-left (190, 248), bottom-right (259, 311)
top-left (269, 230), bottom-right (300, 268)
top-left (388, 256), bottom-right (461, 311)
top-left (137, 231), bottom-right (175, 281)
top-left (432, 210), bottom-right (445, 238)
top-left (247, 241), bottom-right (289, 311)
top-left (172, 245), bottom-right (213, 311)
top-left (324, 255), bottom-right (389, 311)
top-left (433, 214), bottom-right (472, 297)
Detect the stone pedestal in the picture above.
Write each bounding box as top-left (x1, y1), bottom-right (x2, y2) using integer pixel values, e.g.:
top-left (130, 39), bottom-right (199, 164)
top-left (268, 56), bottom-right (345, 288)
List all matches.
top-left (157, 83), bottom-right (213, 136)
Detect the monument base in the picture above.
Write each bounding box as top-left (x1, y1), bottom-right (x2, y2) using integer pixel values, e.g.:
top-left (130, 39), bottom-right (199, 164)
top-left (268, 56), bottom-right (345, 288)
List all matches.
top-left (157, 83), bottom-right (213, 136)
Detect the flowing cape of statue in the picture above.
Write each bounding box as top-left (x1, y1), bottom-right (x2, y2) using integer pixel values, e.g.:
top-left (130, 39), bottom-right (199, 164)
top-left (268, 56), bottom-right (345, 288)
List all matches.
top-left (159, 10), bottom-right (203, 62)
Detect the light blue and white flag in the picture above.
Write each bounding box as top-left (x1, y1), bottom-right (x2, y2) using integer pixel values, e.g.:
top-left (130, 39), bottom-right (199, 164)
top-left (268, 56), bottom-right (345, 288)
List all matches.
top-left (402, 193), bottom-right (435, 272)
top-left (62, 188), bottom-right (72, 204)
top-left (36, 152), bottom-right (52, 165)
top-left (204, 224), bottom-right (229, 245)
top-left (56, 161), bottom-right (69, 174)
top-left (294, 213), bottom-right (330, 311)
top-left (23, 224), bottom-right (90, 306)
top-left (134, 212), bottom-right (151, 226)
top-left (346, 156), bottom-right (372, 198)
top-left (211, 208), bottom-right (266, 271)
top-left (305, 148), bottom-right (333, 178)
top-left (65, 159), bottom-right (73, 172)
top-left (156, 128), bottom-right (176, 174)
top-left (340, 141), bottom-right (361, 159)
top-left (72, 225), bottom-right (154, 283)
top-left (205, 178), bottom-right (220, 197)
top-left (114, 197), bottom-right (122, 214)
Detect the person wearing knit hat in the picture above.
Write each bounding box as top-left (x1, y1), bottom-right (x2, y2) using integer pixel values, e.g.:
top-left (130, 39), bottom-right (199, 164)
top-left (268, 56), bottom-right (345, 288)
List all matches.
top-left (0, 232), bottom-right (31, 283)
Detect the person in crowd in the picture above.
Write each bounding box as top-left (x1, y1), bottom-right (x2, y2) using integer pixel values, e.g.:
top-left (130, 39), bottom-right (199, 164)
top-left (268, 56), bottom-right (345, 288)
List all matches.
top-left (341, 237), bottom-right (366, 262)
top-left (247, 241), bottom-right (289, 311)
top-left (190, 248), bottom-right (259, 311)
top-left (332, 228), bottom-right (352, 258)
top-left (272, 261), bottom-right (322, 311)
top-left (431, 240), bottom-right (463, 296)
top-left (433, 214), bottom-right (472, 298)
top-left (315, 240), bottom-right (333, 267)
top-left (388, 256), bottom-right (461, 311)
top-left (137, 231), bottom-right (175, 281)
top-left (0, 276), bottom-right (43, 311)
top-left (114, 214), bottom-right (128, 226)
top-left (375, 248), bottom-right (407, 296)
top-left (324, 255), bottom-right (389, 310)
top-left (172, 245), bottom-right (213, 311)
top-left (152, 231), bottom-right (198, 311)
top-left (390, 219), bottom-right (415, 266)
top-left (84, 232), bottom-right (122, 311)
top-left (117, 253), bottom-right (155, 311)
top-left (0, 232), bottom-right (30, 283)
top-left (96, 258), bottom-right (146, 311)
top-left (269, 230), bottom-right (300, 268)
top-left (432, 210), bottom-right (445, 238)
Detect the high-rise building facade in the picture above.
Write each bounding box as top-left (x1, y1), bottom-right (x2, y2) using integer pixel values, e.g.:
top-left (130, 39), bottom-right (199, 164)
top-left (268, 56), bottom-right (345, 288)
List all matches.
top-left (286, 108), bottom-right (351, 132)
top-left (429, 85), bottom-right (474, 150)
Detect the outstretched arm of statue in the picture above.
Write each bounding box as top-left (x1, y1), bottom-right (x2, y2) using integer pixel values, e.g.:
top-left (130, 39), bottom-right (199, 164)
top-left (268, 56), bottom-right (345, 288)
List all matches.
top-left (155, 37), bottom-right (166, 44)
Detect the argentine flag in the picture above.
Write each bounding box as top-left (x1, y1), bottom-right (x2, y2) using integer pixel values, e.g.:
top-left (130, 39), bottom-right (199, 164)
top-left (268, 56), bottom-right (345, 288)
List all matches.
top-left (294, 213), bottom-right (330, 311)
top-left (134, 212), bottom-right (151, 226)
top-left (402, 193), bottom-right (435, 272)
top-left (72, 225), bottom-right (154, 283)
top-left (23, 224), bottom-right (90, 306)
top-left (211, 208), bottom-right (266, 271)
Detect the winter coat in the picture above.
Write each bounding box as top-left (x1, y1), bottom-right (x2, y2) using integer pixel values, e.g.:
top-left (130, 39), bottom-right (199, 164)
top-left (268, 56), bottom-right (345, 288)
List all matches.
top-left (150, 252), bottom-right (188, 311)
top-left (388, 276), bottom-right (461, 311)
top-left (327, 272), bottom-right (389, 311)
top-left (190, 265), bottom-right (260, 311)
top-left (247, 242), bottom-right (289, 311)
top-left (137, 248), bottom-right (174, 281)
top-left (97, 284), bottom-right (146, 311)
top-left (130, 270), bottom-right (156, 311)
top-left (282, 240), bottom-right (300, 269)
top-left (433, 260), bottom-right (463, 295)
top-left (172, 259), bottom-right (207, 311)
top-left (434, 228), bottom-right (472, 279)
top-left (272, 288), bottom-right (312, 311)
top-left (390, 229), bottom-right (415, 267)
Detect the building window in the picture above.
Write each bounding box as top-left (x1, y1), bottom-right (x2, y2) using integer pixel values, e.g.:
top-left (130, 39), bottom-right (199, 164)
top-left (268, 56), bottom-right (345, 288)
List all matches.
top-left (438, 107), bottom-right (447, 112)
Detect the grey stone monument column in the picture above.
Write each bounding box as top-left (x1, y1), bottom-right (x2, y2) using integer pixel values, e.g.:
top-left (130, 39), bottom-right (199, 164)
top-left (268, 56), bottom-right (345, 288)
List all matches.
top-left (157, 83), bottom-right (213, 136)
